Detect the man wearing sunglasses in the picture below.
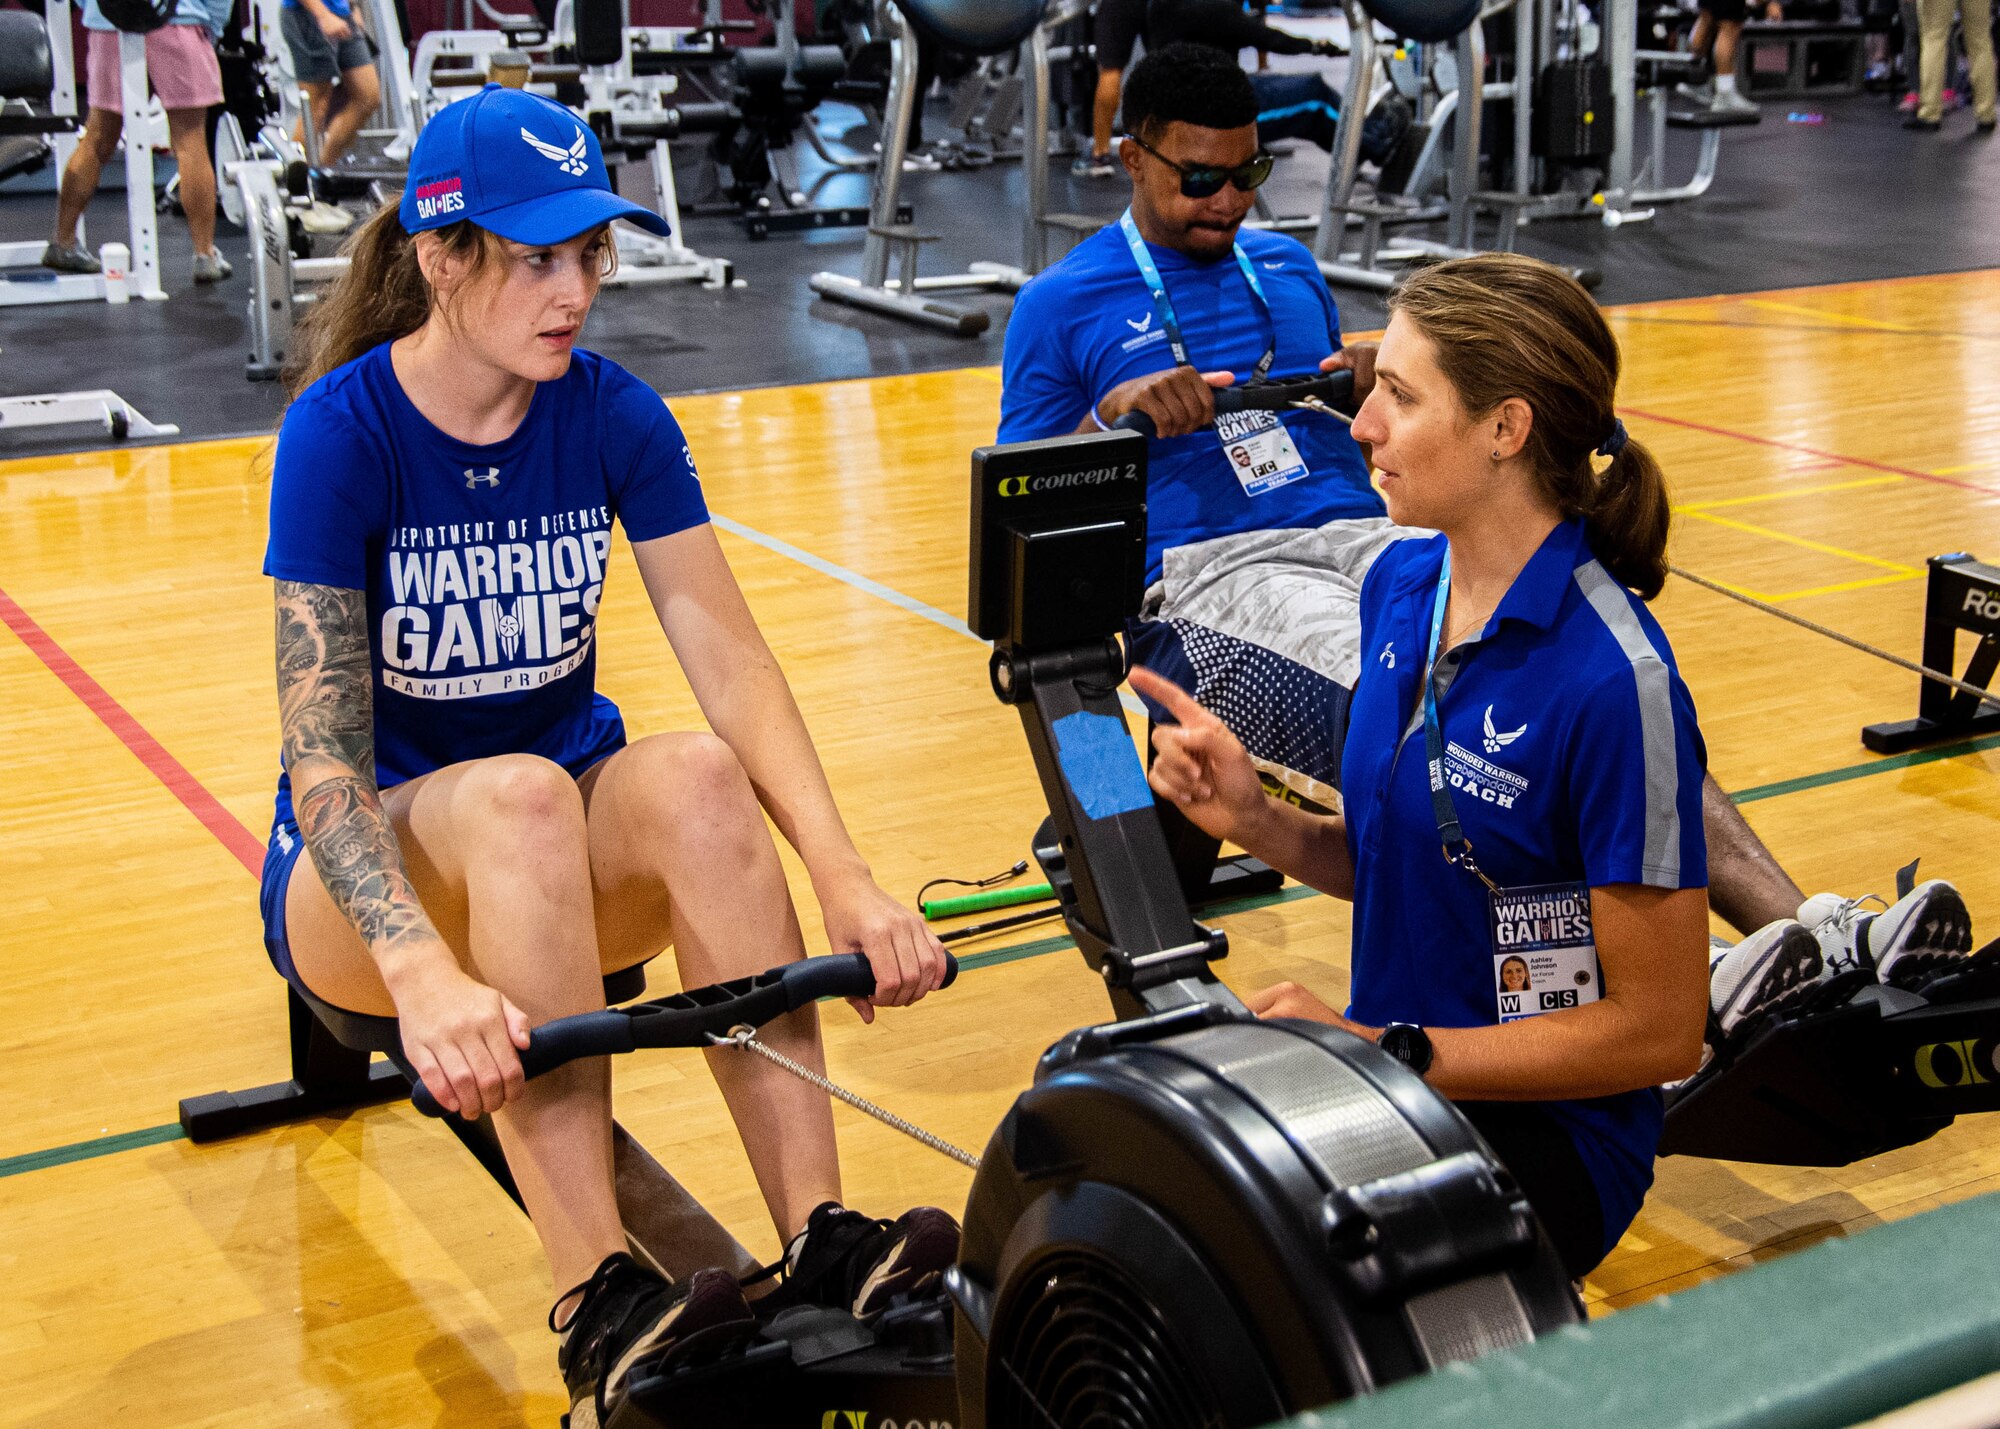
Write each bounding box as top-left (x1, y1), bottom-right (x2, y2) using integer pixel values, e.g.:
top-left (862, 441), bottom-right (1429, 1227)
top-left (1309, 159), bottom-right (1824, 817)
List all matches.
top-left (1000, 41), bottom-right (1392, 828)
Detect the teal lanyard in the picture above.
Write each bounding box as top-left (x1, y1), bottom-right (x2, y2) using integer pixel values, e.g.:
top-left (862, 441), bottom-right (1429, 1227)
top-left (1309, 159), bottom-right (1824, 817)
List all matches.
top-left (1422, 552), bottom-right (1498, 891)
top-left (1117, 208), bottom-right (1277, 382)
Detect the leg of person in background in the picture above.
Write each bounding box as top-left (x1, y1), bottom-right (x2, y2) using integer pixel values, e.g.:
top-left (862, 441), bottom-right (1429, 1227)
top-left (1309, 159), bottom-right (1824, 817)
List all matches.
top-left (1710, 17), bottom-right (1760, 110)
top-left (1910, 0), bottom-right (1951, 123)
top-left (1088, 65), bottom-right (1123, 168)
top-left (1899, 0), bottom-right (1924, 106)
top-left (168, 107), bottom-right (229, 281)
top-left (1959, 0), bottom-right (1997, 125)
top-left (45, 107), bottom-right (120, 271)
top-left (295, 76), bottom-right (335, 161)
top-left (1678, 8), bottom-right (1719, 101)
top-left (1250, 70), bottom-right (1341, 150)
top-left (318, 61), bottom-right (380, 165)
top-left (1703, 775), bottom-right (1805, 934)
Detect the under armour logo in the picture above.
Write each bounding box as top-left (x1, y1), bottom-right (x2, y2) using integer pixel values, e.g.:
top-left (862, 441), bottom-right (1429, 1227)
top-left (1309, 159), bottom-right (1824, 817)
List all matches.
top-left (520, 124), bottom-right (590, 176)
top-left (1482, 704), bottom-right (1527, 754)
top-left (1125, 312), bottom-right (1153, 333)
top-left (464, 467), bottom-right (500, 488)
top-left (1379, 642), bottom-right (1395, 668)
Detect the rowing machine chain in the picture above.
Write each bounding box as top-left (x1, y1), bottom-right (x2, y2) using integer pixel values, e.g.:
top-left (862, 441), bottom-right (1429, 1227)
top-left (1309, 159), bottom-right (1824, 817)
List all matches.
top-left (709, 1024), bottom-right (983, 1170)
top-left (1670, 564), bottom-right (2000, 713)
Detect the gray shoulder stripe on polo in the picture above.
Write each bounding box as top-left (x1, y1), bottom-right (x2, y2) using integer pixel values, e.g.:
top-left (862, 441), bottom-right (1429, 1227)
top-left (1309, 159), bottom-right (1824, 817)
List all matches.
top-left (1572, 560), bottom-right (1682, 885)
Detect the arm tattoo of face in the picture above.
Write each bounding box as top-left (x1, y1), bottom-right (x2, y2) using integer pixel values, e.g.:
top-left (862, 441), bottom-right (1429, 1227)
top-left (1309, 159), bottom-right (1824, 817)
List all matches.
top-left (275, 581), bottom-right (433, 952)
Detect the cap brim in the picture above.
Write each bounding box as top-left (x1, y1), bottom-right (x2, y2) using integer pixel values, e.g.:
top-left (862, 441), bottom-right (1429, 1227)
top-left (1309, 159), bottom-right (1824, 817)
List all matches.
top-left (476, 187), bottom-right (673, 244)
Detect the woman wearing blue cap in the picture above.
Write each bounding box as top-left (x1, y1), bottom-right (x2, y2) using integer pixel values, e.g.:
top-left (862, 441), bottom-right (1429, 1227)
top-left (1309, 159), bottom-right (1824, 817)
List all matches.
top-left (260, 86), bottom-right (956, 1426)
top-left (1133, 254), bottom-right (1712, 1281)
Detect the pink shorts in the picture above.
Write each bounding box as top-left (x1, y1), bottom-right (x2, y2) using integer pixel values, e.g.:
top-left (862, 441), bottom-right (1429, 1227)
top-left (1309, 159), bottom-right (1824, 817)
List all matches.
top-left (86, 25), bottom-right (224, 114)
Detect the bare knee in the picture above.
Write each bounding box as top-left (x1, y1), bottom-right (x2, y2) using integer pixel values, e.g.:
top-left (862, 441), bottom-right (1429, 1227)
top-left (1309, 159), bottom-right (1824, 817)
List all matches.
top-left (342, 67), bottom-right (381, 112)
top-left (622, 733), bottom-right (757, 829)
top-left (457, 753), bottom-right (587, 848)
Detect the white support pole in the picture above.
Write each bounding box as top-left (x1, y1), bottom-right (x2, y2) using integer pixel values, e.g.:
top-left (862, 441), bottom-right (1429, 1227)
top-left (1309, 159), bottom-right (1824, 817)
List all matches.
top-left (118, 32), bottom-right (168, 301)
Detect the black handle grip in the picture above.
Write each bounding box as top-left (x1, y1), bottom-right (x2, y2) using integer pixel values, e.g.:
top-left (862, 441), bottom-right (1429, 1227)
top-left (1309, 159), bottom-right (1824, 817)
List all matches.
top-left (411, 951), bottom-right (959, 1118)
top-left (1106, 370), bottom-right (1357, 443)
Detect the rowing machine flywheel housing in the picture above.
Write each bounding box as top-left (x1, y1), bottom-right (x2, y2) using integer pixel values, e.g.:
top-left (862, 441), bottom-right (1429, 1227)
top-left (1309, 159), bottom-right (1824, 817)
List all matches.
top-left (948, 1008), bottom-right (1583, 1427)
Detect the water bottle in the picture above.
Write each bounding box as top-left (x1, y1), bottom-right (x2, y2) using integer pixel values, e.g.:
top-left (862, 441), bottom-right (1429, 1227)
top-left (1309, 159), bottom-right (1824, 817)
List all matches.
top-left (100, 242), bottom-right (130, 304)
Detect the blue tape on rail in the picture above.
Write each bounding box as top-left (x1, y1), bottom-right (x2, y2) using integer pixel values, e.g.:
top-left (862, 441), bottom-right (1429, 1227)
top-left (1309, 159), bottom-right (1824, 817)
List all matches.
top-left (1052, 710), bottom-right (1154, 820)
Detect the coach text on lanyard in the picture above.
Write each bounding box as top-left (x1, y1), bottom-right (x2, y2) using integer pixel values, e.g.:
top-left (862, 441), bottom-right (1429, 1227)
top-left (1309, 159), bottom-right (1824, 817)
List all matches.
top-left (1117, 209), bottom-right (1309, 498)
top-left (1423, 554), bottom-right (1602, 1024)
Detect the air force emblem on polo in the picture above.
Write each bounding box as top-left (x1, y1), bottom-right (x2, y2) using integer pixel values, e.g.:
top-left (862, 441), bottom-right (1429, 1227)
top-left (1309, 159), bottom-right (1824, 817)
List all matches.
top-left (398, 84), bottom-right (673, 245)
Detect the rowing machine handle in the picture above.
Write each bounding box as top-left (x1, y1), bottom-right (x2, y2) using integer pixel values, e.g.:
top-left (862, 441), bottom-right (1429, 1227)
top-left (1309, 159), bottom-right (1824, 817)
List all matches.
top-left (1106, 370), bottom-right (1359, 442)
top-left (411, 951), bottom-right (959, 1118)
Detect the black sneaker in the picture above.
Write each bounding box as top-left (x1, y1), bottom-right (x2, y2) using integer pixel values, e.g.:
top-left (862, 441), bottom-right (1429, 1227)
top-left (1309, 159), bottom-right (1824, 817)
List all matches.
top-left (748, 1202), bottom-right (960, 1319)
top-left (554, 1253), bottom-right (757, 1429)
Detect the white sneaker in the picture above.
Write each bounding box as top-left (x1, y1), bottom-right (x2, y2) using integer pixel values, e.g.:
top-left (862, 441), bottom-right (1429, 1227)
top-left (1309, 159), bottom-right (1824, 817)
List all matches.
top-left (1675, 78), bottom-right (1715, 105)
top-left (192, 248), bottom-right (233, 284)
top-left (1707, 920), bottom-right (1823, 1042)
top-left (1710, 87), bottom-right (1759, 115)
top-left (1801, 873), bottom-right (1973, 992)
top-left (298, 199), bottom-right (355, 235)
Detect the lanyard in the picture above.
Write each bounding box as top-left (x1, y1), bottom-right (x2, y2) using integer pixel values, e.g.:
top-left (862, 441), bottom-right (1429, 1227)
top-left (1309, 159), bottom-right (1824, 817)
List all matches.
top-left (1117, 208), bottom-right (1277, 383)
top-left (1422, 552), bottom-right (1499, 892)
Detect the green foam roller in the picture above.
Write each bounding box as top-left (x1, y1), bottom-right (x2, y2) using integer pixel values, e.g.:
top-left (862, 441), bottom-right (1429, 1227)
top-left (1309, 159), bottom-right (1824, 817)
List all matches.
top-left (922, 883), bottom-right (1054, 919)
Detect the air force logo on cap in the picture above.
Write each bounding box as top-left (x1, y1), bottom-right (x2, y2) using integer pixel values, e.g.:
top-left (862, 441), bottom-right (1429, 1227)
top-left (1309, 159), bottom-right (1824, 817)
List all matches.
top-left (398, 85), bottom-right (673, 244)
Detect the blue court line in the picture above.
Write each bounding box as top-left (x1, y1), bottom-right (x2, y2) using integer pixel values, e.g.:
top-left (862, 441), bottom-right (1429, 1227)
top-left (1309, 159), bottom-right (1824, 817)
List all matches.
top-left (708, 513), bottom-right (977, 641)
top-left (708, 509), bottom-right (1148, 716)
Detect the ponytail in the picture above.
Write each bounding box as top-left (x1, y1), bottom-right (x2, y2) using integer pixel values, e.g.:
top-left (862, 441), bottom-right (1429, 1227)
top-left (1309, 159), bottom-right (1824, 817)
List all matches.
top-left (1582, 439), bottom-right (1670, 599)
top-left (1388, 253), bottom-right (1674, 601)
top-left (281, 208), bottom-right (496, 402)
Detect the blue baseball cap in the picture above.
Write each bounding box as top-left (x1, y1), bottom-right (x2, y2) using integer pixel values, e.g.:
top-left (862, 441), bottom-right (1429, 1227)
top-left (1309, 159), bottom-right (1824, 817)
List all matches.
top-left (399, 85), bottom-right (672, 243)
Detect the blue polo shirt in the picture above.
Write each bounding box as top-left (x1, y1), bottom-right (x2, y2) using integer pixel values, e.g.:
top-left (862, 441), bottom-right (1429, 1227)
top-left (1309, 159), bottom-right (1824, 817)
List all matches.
top-left (999, 223), bottom-right (1381, 586)
top-left (1341, 519), bottom-right (1708, 1258)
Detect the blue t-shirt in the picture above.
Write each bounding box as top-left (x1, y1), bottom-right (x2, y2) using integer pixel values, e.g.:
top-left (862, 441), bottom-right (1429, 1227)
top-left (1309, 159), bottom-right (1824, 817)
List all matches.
top-left (1340, 519), bottom-right (1709, 1258)
top-left (998, 223), bottom-right (1382, 587)
top-left (280, 0), bottom-right (353, 18)
top-left (263, 343), bottom-right (708, 839)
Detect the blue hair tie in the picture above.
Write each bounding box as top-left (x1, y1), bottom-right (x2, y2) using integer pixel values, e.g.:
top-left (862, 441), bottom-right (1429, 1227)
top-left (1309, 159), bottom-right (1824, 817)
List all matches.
top-left (1596, 418), bottom-right (1628, 459)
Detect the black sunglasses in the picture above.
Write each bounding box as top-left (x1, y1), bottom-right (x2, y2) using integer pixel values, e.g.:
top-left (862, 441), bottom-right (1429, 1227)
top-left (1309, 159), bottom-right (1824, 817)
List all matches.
top-left (1123, 133), bottom-right (1276, 198)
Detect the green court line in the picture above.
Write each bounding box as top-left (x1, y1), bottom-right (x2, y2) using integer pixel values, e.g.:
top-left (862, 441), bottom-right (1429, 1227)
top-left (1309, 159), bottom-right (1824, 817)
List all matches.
top-left (1729, 731), bottom-right (2000, 804)
top-left (0, 1122), bottom-right (184, 1180)
top-left (5, 735), bottom-right (1994, 1188)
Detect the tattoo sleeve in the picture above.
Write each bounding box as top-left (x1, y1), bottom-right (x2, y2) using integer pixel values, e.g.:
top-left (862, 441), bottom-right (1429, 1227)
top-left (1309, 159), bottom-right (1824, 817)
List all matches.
top-left (275, 580), bottom-right (437, 960)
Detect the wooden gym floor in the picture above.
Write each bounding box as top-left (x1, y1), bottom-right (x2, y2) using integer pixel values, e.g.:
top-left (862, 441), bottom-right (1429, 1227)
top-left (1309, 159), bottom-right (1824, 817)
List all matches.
top-left (4, 269), bottom-right (2000, 1426)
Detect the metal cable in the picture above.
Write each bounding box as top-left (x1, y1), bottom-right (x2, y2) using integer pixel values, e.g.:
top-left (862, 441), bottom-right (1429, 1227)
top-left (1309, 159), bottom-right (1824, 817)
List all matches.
top-left (1669, 564), bottom-right (2000, 713)
top-left (709, 1025), bottom-right (983, 1170)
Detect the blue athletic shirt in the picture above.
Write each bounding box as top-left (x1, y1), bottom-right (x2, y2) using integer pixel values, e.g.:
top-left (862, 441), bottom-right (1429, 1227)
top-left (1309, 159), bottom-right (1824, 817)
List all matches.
top-left (998, 223), bottom-right (1381, 586)
top-left (262, 342), bottom-right (708, 844)
top-left (1340, 518), bottom-right (1709, 1258)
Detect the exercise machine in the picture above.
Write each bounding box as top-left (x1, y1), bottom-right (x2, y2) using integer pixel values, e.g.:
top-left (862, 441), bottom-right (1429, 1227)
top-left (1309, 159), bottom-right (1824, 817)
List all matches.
top-left (0, 6), bottom-right (180, 441)
top-left (808, 0), bottom-right (1047, 337)
top-left (0, 0), bottom-right (167, 307)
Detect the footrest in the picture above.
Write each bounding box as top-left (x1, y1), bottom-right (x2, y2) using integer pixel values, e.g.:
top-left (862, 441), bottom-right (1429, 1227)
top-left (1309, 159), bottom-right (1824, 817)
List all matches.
top-left (1041, 212), bottom-right (1106, 234)
top-left (868, 224), bottom-right (942, 243)
top-left (1468, 189), bottom-right (1542, 209)
top-left (1666, 107), bottom-right (1763, 128)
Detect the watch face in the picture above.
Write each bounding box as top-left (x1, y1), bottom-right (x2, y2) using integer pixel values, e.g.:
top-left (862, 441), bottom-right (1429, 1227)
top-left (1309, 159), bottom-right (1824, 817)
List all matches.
top-left (1384, 1023), bottom-right (1429, 1073)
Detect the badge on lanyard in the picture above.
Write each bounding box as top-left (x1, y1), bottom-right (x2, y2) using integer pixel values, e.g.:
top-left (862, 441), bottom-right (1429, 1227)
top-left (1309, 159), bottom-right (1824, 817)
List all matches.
top-left (1216, 408), bottom-right (1310, 497)
top-left (1489, 881), bottom-right (1602, 1022)
top-left (1420, 554), bottom-right (1603, 1023)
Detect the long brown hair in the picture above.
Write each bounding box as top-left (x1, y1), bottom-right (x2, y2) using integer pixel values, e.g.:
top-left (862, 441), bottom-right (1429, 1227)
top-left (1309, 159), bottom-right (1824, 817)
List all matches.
top-left (1389, 254), bottom-right (1670, 599)
top-left (281, 209), bottom-right (616, 401)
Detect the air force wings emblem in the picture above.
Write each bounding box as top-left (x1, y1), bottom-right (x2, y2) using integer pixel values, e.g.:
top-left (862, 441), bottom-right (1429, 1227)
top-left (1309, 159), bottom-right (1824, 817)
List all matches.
top-left (521, 125), bottom-right (590, 176)
top-left (1482, 704), bottom-right (1527, 754)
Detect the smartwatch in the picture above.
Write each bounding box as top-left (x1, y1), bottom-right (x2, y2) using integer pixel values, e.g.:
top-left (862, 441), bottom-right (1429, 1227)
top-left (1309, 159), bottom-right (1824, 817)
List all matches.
top-left (1379, 1022), bottom-right (1433, 1077)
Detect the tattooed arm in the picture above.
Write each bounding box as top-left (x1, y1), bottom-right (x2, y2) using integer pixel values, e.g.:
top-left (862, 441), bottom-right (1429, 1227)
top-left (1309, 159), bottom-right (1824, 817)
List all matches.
top-left (275, 580), bottom-right (527, 1116)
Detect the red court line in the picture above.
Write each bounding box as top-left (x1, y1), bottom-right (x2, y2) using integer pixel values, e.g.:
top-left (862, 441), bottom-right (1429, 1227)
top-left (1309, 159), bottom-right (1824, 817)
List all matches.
top-left (1621, 407), bottom-right (1995, 495)
top-left (0, 585), bottom-right (264, 877)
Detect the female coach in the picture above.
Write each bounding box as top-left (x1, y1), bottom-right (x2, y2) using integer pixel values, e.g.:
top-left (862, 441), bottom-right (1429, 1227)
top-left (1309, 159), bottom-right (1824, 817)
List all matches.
top-left (263, 86), bottom-right (953, 1428)
top-left (1132, 253), bottom-right (1711, 1279)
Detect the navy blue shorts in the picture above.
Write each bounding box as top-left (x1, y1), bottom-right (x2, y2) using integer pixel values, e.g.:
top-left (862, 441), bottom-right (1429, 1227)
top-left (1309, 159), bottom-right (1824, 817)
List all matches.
top-left (259, 821), bottom-right (310, 992)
